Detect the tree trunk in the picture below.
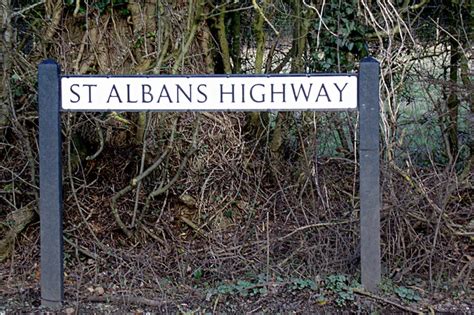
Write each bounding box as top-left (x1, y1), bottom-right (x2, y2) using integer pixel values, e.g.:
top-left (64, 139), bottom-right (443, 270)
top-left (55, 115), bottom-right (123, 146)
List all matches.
top-left (446, 35), bottom-right (460, 158)
top-left (459, 0), bottom-right (473, 177)
top-left (230, 10), bottom-right (241, 73)
top-left (289, 0), bottom-right (305, 73)
top-left (216, 4), bottom-right (232, 74)
top-left (247, 0), bottom-right (268, 137)
top-left (0, 0), bottom-right (11, 136)
top-left (459, 52), bottom-right (474, 179)
top-left (253, 0), bottom-right (265, 74)
top-left (128, 0), bottom-right (157, 73)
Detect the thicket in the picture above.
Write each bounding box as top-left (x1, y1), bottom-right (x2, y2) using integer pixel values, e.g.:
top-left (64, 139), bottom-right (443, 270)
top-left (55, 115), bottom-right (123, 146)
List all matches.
top-left (0, 0), bottom-right (472, 303)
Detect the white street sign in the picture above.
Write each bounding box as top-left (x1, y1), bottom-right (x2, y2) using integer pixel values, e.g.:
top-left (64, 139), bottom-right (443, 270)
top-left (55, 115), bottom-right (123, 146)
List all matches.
top-left (61, 75), bottom-right (358, 111)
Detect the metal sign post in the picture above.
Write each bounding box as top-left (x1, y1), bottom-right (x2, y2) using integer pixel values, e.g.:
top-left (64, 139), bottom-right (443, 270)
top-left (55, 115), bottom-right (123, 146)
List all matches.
top-left (38, 57), bottom-right (380, 307)
top-left (38, 60), bottom-right (63, 307)
top-left (358, 57), bottom-right (381, 292)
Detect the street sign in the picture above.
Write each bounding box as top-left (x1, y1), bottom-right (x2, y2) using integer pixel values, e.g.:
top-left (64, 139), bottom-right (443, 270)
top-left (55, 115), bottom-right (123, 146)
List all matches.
top-left (61, 75), bottom-right (357, 111)
top-left (38, 58), bottom-right (380, 308)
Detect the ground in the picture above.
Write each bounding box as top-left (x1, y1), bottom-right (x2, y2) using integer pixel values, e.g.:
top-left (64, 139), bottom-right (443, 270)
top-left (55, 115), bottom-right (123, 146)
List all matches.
top-left (1, 258), bottom-right (472, 314)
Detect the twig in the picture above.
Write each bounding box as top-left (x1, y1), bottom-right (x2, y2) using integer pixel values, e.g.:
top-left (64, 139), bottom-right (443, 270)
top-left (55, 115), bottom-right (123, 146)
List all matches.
top-left (88, 295), bottom-right (168, 307)
top-left (266, 208), bottom-right (270, 280)
top-left (10, 0), bottom-right (45, 18)
top-left (140, 224), bottom-right (166, 246)
top-left (202, 112), bottom-right (224, 126)
top-left (352, 288), bottom-right (424, 315)
top-left (179, 216), bottom-right (206, 237)
top-left (144, 115), bottom-right (200, 204)
top-left (73, 31), bottom-right (89, 73)
top-left (85, 119), bottom-right (104, 160)
top-left (73, 0), bottom-right (80, 17)
top-left (64, 236), bottom-right (100, 261)
top-left (278, 220), bottom-right (354, 241)
top-left (131, 113), bottom-right (151, 228)
top-left (172, 2), bottom-right (204, 74)
top-left (110, 117), bottom-right (178, 237)
top-left (252, 0), bottom-right (279, 36)
top-left (66, 117), bottom-right (118, 258)
top-left (302, 0), bottom-right (337, 38)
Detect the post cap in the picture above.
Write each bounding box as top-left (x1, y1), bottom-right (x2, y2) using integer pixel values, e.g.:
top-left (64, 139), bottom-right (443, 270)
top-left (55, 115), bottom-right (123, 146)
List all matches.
top-left (360, 56), bottom-right (379, 64)
top-left (40, 59), bottom-right (59, 65)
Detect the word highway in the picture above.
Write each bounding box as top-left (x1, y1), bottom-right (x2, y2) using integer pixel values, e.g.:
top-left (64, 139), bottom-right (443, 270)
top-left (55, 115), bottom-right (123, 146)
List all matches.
top-left (61, 75), bottom-right (357, 111)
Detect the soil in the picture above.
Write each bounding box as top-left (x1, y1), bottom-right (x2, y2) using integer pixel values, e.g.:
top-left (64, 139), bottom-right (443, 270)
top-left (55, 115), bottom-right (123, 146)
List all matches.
top-left (1, 246), bottom-right (472, 314)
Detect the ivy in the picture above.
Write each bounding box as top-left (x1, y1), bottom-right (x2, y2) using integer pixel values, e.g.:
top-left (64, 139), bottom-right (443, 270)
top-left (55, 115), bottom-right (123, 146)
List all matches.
top-left (324, 274), bottom-right (359, 307)
top-left (395, 286), bottom-right (421, 303)
top-left (308, 0), bottom-right (368, 72)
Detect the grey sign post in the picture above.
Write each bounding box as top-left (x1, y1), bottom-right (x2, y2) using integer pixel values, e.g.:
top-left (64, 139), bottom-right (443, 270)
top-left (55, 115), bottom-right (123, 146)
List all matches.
top-left (38, 58), bottom-right (380, 307)
top-left (358, 57), bottom-right (381, 292)
top-left (38, 60), bottom-right (63, 307)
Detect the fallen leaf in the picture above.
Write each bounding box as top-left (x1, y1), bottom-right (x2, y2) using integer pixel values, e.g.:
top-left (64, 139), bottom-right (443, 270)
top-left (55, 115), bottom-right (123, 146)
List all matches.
top-left (95, 286), bottom-right (105, 295)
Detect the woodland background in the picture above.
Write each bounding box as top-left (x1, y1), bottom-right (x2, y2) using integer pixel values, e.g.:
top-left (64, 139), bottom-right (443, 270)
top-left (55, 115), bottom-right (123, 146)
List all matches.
top-left (0, 0), bottom-right (472, 312)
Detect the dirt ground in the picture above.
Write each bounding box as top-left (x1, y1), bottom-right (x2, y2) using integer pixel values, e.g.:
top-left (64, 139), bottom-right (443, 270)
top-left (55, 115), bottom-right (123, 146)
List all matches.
top-left (1, 284), bottom-right (472, 314)
top-left (1, 242), bottom-right (472, 314)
